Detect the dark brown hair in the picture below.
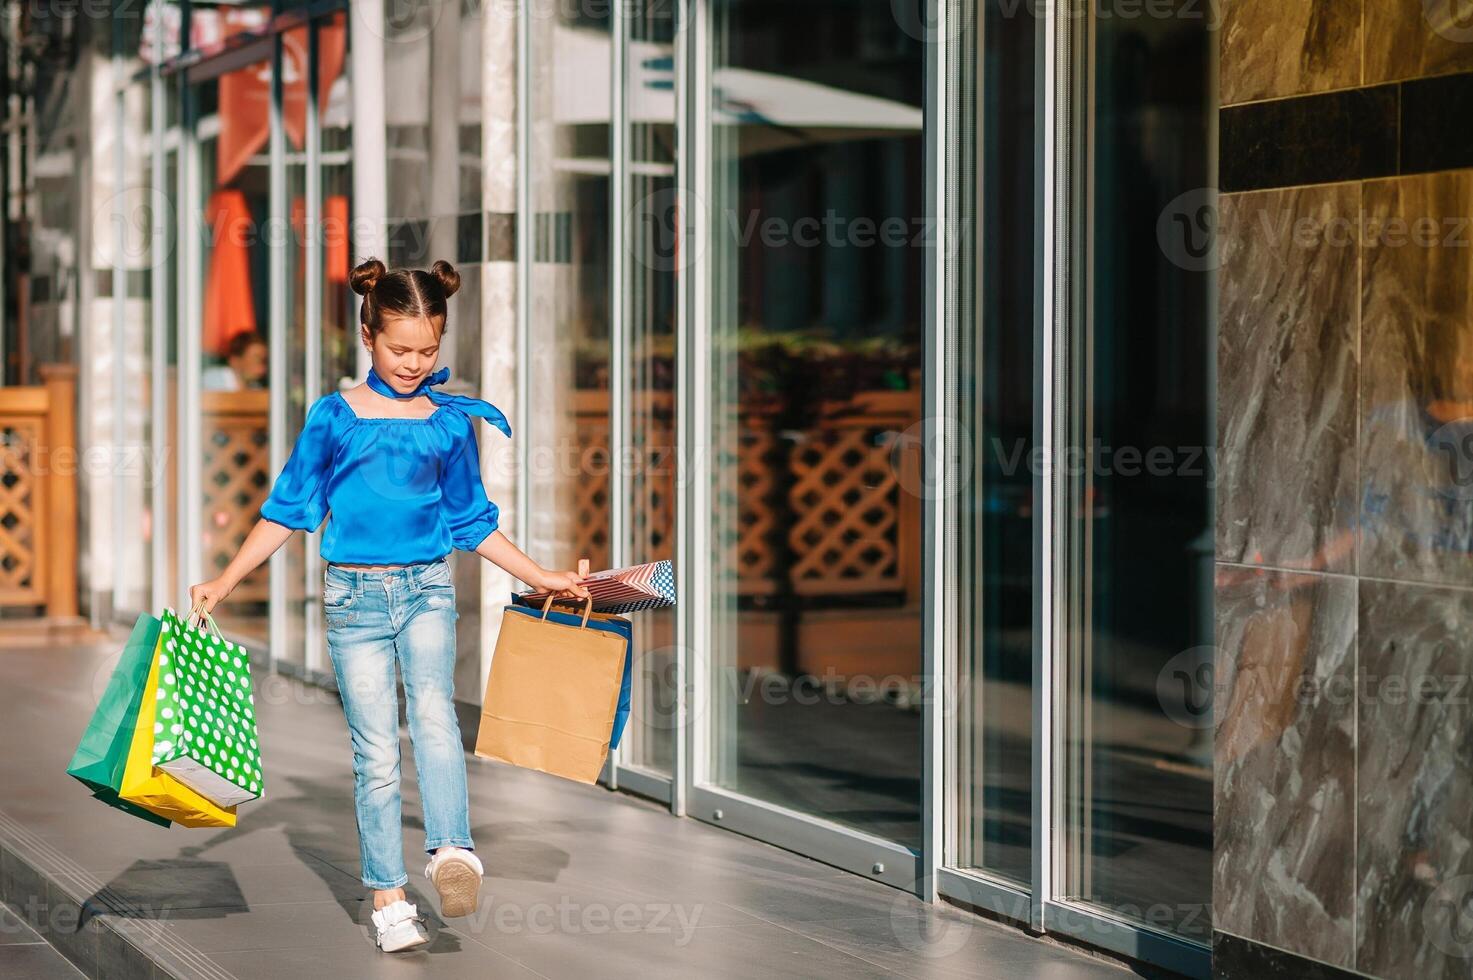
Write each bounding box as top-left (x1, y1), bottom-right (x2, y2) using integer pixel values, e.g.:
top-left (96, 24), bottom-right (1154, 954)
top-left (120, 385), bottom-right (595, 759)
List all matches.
top-left (225, 331), bottom-right (266, 359)
top-left (349, 257), bottom-right (461, 338)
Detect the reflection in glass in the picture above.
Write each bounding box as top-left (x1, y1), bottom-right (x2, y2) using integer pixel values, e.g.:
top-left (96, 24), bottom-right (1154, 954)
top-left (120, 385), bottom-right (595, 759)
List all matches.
top-left (319, 14), bottom-right (357, 674)
top-left (282, 132), bottom-right (308, 667)
top-left (709, 0), bottom-right (926, 847)
top-left (527, 5), bottom-right (612, 573)
top-left (954, 0), bottom-right (1037, 887)
top-left (1060, 5), bottom-right (1215, 942)
top-left (162, 106), bottom-right (180, 606)
top-left (319, 11), bottom-right (355, 399)
top-left (384, 0), bottom-right (487, 703)
top-left (621, 0), bottom-right (680, 774)
top-left (120, 74), bottom-right (156, 616)
top-left (194, 55), bottom-right (273, 645)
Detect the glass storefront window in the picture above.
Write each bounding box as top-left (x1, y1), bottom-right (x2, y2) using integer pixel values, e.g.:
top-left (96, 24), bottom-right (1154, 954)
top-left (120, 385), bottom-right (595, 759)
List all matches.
top-left (708, 0), bottom-right (927, 849)
top-left (953, 0), bottom-right (1038, 888)
top-left (621, 0), bottom-right (680, 776)
top-left (1058, 3), bottom-right (1215, 943)
top-left (119, 72), bottom-right (157, 617)
top-left (526, 2), bottom-right (612, 575)
top-left (385, 0), bottom-right (489, 702)
top-left (319, 10), bottom-right (355, 398)
top-left (192, 55), bottom-right (273, 645)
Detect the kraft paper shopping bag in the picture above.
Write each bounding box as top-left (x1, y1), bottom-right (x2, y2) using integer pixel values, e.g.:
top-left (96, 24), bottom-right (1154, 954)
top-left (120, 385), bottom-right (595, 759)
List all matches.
top-left (475, 596), bottom-right (629, 784)
top-left (507, 594), bottom-right (635, 750)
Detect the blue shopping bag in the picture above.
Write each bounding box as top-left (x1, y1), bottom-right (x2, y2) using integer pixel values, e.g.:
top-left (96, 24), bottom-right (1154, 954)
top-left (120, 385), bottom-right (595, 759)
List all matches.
top-left (506, 596), bottom-right (634, 750)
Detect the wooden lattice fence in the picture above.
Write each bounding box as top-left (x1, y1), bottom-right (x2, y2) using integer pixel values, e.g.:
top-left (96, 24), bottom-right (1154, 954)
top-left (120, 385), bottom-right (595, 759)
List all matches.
top-left (0, 365), bottom-right (78, 616)
top-left (201, 390), bottom-right (272, 602)
top-left (572, 388), bottom-right (921, 603)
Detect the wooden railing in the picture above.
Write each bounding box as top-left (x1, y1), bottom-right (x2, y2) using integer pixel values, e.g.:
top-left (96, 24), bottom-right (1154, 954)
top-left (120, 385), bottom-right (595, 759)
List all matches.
top-left (202, 390), bottom-right (272, 602)
top-left (573, 388), bottom-right (922, 604)
top-left (0, 364), bottom-right (78, 616)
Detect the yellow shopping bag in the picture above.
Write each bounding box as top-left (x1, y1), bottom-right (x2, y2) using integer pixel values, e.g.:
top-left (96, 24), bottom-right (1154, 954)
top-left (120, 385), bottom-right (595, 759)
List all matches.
top-left (119, 650), bottom-right (238, 828)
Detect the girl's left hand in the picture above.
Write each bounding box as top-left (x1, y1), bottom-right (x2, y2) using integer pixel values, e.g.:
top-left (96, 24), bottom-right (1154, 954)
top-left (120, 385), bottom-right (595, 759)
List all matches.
top-left (534, 568), bottom-right (591, 599)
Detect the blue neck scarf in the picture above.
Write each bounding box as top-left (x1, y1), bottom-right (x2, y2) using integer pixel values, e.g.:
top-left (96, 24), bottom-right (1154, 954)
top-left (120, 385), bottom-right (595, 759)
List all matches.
top-left (366, 365), bottom-right (513, 438)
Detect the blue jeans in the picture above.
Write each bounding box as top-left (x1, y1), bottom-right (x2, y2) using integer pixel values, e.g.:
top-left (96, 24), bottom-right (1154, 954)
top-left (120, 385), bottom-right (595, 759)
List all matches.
top-left (323, 557), bottom-right (475, 890)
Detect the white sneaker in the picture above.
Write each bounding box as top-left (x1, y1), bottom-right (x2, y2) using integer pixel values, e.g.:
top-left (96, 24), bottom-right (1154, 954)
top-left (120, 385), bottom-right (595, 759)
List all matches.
top-left (371, 899), bottom-right (429, 952)
top-left (424, 847), bottom-right (484, 918)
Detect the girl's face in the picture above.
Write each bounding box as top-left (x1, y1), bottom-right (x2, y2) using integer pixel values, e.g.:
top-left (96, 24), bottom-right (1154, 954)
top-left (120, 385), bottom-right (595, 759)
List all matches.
top-left (366, 314), bottom-right (444, 394)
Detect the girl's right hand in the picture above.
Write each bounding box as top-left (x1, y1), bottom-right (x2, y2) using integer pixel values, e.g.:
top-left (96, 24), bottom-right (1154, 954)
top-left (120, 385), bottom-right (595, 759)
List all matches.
top-left (188, 578), bottom-right (235, 618)
top-left (533, 568), bottom-right (591, 600)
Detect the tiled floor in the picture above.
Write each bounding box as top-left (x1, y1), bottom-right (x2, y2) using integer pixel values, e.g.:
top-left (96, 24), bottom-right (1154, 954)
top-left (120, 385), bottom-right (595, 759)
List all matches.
top-left (0, 626), bottom-right (1143, 979)
top-left (0, 904), bottom-right (84, 979)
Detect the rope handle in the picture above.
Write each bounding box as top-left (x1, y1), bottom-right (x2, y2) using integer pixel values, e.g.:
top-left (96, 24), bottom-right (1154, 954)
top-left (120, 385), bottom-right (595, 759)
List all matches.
top-left (188, 598), bottom-right (225, 639)
top-left (538, 558), bottom-right (593, 628)
top-left (539, 592), bottom-right (593, 629)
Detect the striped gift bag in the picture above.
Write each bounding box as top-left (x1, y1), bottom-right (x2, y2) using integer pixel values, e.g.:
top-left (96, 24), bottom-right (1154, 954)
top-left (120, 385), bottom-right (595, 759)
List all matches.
top-left (519, 559), bottom-right (675, 614)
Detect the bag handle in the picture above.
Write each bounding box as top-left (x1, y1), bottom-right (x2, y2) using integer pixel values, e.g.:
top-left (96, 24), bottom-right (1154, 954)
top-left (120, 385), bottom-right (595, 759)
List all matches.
top-left (189, 599), bottom-right (225, 639)
top-left (539, 558), bottom-right (593, 628)
top-left (539, 592), bottom-right (593, 629)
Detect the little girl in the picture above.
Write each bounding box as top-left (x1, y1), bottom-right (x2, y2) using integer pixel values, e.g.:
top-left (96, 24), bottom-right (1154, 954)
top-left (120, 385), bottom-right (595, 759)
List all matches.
top-left (188, 257), bottom-right (588, 952)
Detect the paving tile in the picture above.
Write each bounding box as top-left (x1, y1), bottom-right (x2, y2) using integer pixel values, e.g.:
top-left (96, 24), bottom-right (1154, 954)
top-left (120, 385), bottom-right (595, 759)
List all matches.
top-left (208, 933), bottom-right (543, 979)
top-left (465, 919), bottom-right (901, 979)
top-left (772, 913), bottom-right (1134, 980)
top-left (0, 900), bottom-right (45, 945)
top-left (0, 942), bottom-right (87, 980)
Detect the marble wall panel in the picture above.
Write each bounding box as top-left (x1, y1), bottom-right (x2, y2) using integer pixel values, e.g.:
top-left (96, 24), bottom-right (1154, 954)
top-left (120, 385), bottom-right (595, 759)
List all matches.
top-left (1365, 0), bottom-right (1473, 84)
top-left (1358, 172), bottom-right (1473, 586)
top-left (1214, 566), bottom-right (1356, 967)
top-left (1221, 0), bottom-right (1362, 105)
top-left (1356, 578), bottom-right (1473, 977)
top-left (1217, 186), bottom-right (1360, 573)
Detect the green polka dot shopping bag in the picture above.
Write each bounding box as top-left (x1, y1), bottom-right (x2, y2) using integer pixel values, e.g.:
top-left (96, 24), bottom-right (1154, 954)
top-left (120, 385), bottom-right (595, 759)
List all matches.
top-left (146, 603), bottom-right (265, 808)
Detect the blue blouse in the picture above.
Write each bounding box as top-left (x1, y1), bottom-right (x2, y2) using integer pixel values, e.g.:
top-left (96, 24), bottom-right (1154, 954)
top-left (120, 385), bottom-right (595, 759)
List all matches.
top-left (259, 391), bottom-right (504, 565)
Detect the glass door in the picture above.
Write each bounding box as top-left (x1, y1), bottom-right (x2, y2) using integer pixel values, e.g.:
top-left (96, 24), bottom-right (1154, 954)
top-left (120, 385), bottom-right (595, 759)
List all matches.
top-left (1055, 0), bottom-right (1215, 948)
top-left (935, 2), bottom-right (1213, 974)
top-left (692, 0), bottom-right (928, 885)
top-left (617, 0), bottom-right (681, 783)
top-left (189, 48), bottom-right (274, 646)
top-left (950, 0), bottom-right (1039, 892)
top-left (173, 8), bottom-right (350, 669)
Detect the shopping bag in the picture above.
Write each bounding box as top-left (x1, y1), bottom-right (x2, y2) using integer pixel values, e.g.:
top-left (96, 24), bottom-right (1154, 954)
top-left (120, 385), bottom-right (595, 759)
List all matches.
top-left (148, 605), bottom-right (264, 807)
top-left (475, 595), bottom-right (629, 784)
top-left (507, 594), bottom-right (635, 750)
top-left (65, 613), bottom-right (173, 827)
top-left (119, 650), bottom-right (238, 828)
top-left (518, 559), bottom-right (675, 614)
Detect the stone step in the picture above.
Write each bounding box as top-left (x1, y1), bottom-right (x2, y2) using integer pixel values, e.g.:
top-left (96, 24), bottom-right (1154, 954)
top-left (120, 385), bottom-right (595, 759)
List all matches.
top-left (0, 809), bottom-right (225, 980)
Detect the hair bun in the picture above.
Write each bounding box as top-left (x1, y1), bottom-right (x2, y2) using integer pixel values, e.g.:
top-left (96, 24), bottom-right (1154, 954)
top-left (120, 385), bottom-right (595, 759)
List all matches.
top-left (350, 257), bottom-right (387, 296)
top-left (429, 259), bottom-right (461, 299)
